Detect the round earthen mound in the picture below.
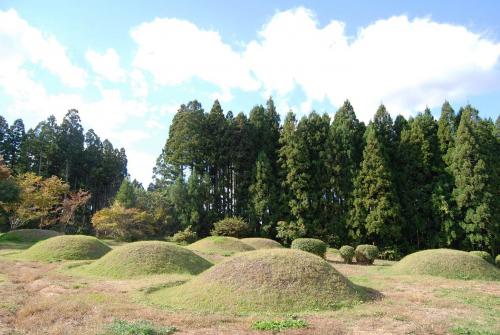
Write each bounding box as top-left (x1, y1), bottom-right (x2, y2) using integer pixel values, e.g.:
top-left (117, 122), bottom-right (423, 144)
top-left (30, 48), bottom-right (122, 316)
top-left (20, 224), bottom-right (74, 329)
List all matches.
top-left (149, 248), bottom-right (363, 312)
top-left (187, 236), bottom-right (255, 255)
top-left (83, 241), bottom-right (212, 278)
top-left (20, 235), bottom-right (110, 261)
top-left (240, 238), bottom-right (283, 249)
top-left (0, 229), bottom-right (61, 243)
top-left (391, 249), bottom-right (500, 281)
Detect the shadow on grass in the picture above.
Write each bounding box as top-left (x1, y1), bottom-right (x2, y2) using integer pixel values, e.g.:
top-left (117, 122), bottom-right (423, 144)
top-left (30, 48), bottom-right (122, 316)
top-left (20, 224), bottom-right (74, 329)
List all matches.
top-left (352, 282), bottom-right (384, 302)
top-left (327, 259), bottom-right (393, 267)
top-left (0, 242), bottom-right (33, 250)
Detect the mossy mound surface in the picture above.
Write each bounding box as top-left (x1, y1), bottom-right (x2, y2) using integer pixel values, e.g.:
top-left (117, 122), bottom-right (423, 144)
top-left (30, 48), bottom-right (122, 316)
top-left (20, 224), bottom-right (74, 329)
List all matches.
top-left (240, 238), bottom-right (283, 249)
top-left (187, 236), bottom-right (255, 255)
top-left (83, 241), bottom-right (212, 278)
top-left (150, 248), bottom-right (363, 313)
top-left (20, 235), bottom-right (111, 261)
top-left (0, 229), bottom-right (61, 243)
top-left (391, 249), bottom-right (500, 281)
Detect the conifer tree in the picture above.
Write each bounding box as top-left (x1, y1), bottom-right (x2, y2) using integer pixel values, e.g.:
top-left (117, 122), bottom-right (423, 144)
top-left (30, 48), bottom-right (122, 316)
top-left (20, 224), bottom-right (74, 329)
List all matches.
top-left (393, 115), bottom-right (409, 143)
top-left (373, 104), bottom-right (395, 150)
top-left (437, 101), bottom-right (456, 162)
top-left (450, 106), bottom-right (496, 252)
top-left (5, 119), bottom-right (25, 171)
top-left (398, 108), bottom-right (442, 249)
top-left (115, 178), bottom-right (137, 208)
top-left (205, 100), bottom-right (227, 218)
top-left (187, 170), bottom-right (210, 235)
top-left (329, 100), bottom-right (365, 239)
top-left (277, 112), bottom-right (297, 223)
top-left (348, 125), bottom-right (402, 247)
top-left (0, 117), bottom-right (9, 160)
top-left (281, 112), bottom-right (332, 239)
top-left (250, 151), bottom-right (275, 235)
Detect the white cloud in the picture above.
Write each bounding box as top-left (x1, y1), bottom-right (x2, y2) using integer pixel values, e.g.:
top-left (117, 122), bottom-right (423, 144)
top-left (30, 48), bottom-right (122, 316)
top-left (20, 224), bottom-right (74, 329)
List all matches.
top-left (85, 48), bottom-right (126, 82)
top-left (244, 8), bottom-right (500, 120)
top-left (210, 89), bottom-right (233, 103)
top-left (130, 17), bottom-right (259, 93)
top-left (130, 69), bottom-right (148, 97)
top-left (145, 118), bottom-right (166, 129)
top-left (126, 150), bottom-right (157, 187)
top-left (3, 7), bottom-right (500, 185)
top-left (0, 9), bottom-right (87, 88)
top-left (151, 104), bottom-right (181, 115)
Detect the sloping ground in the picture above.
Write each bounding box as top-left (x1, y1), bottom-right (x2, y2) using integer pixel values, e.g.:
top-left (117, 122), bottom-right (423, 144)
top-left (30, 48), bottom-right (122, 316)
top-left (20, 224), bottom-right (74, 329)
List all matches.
top-left (149, 248), bottom-right (364, 313)
top-left (82, 241), bottom-right (212, 278)
top-left (19, 235), bottom-right (111, 261)
top-left (187, 236), bottom-right (255, 255)
top-left (0, 229), bottom-right (61, 243)
top-left (240, 238), bottom-right (283, 249)
top-left (391, 248), bottom-right (500, 281)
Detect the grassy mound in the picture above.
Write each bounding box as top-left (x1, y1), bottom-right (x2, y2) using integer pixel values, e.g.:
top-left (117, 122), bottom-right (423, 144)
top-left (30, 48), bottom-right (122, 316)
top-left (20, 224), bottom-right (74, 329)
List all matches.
top-left (391, 249), bottom-right (500, 281)
top-left (149, 248), bottom-right (363, 313)
top-left (0, 229), bottom-right (61, 243)
top-left (83, 241), bottom-right (212, 278)
top-left (240, 238), bottom-right (283, 249)
top-left (187, 236), bottom-right (255, 255)
top-left (20, 235), bottom-right (111, 261)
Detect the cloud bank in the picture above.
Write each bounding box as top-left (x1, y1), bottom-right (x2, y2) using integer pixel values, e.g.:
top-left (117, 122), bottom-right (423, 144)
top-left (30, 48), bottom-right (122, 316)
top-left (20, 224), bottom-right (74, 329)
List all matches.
top-left (1, 7), bottom-right (500, 184)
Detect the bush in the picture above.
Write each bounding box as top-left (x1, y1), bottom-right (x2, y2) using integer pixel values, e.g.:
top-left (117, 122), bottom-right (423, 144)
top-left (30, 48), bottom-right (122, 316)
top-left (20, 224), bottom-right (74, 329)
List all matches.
top-left (251, 318), bottom-right (308, 331)
top-left (379, 248), bottom-right (402, 261)
top-left (210, 217), bottom-right (250, 238)
top-left (291, 238), bottom-right (327, 258)
top-left (275, 220), bottom-right (306, 245)
top-left (101, 319), bottom-right (176, 335)
top-left (469, 251), bottom-right (494, 264)
top-left (355, 244), bottom-right (379, 264)
top-left (92, 204), bottom-right (155, 241)
top-left (496, 255), bottom-right (500, 268)
top-left (170, 226), bottom-right (197, 245)
top-left (339, 245), bottom-right (355, 263)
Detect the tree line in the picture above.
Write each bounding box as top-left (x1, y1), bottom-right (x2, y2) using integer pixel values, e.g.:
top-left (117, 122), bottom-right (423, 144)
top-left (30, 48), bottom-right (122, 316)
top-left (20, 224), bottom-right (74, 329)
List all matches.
top-left (152, 98), bottom-right (499, 255)
top-left (0, 110), bottom-right (127, 232)
top-left (1, 99), bottom-right (498, 256)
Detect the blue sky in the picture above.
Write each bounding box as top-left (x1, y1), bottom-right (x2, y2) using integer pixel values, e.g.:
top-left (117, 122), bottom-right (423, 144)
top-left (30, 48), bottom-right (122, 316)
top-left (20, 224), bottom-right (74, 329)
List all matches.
top-left (1, 1), bottom-right (500, 185)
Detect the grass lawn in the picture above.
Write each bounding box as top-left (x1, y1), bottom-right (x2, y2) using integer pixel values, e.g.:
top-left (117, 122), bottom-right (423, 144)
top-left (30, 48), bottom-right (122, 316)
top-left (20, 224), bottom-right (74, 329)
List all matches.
top-left (0, 239), bottom-right (498, 335)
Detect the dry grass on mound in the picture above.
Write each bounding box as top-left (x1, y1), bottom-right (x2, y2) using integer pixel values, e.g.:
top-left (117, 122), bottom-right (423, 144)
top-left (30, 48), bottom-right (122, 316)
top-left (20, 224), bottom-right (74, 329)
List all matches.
top-left (240, 238), bottom-right (283, 249)
top-left (0, 229), bottom-right (61, 243)
top-left (149, 248), bottom-right (367, 313)
top-left (187, 236), bottom-right (255, 256)
top-left (78, 241), bottom-right (212, 279)
top-left (390, 248), bottom-right (500, 281)
top-left (17, 235), bottom-right (111, 262)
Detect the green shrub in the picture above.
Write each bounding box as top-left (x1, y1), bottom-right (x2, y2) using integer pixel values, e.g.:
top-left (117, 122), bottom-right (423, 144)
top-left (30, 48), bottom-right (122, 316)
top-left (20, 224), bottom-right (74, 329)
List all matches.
top-left (101, 319), bottom-right (176, 335)
top-left (496, 255), bottom-right (500, 268)
top-left (170, 226), bottom-right (197, 245)
top-left (291, 238), bottom-right (327, 258)
top-left (210, 217), bottom-right (250, 238)
top-left (355, 244), bottom-right (379, 264)
top-left (379, 248), bottom-right (402, 261)
top-left (251, 318), bottom-right (308, 331)
top-left (469, 251), bottom-right (494, 264)
top-left (339, 245), bottom-right (355, 263)
top-left (451, 325), bottom-right (497, 335)
top-left (275, 220), bottom-right (305, 245)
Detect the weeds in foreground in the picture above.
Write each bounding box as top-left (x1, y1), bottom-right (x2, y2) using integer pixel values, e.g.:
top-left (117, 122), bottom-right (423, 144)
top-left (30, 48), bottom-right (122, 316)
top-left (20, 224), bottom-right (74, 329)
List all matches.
top-left (251, 318), bottom-right (308, 332)
top-left (100, 319), bottom-right (176, 335)
top-left (451, 325), bottom-right (497, 335)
